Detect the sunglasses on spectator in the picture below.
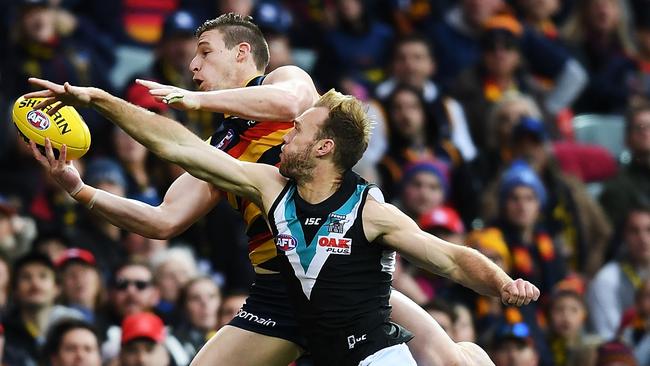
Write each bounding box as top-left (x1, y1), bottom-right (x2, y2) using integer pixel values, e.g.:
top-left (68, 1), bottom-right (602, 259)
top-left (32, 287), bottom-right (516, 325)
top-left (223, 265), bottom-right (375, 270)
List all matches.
top-left (114, 279), bottom-right (151, 291)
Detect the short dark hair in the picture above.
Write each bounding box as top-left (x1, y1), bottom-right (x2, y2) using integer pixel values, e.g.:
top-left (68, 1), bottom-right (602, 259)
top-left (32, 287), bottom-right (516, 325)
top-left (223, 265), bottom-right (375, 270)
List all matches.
top-left (41, 318), bottom-right (99, 361)
top-left (196, 13), bottom-right (270, 71)
top-left (11, 251), bottom-right (55, 289)
top-left (392, 33), bottom-right (434, 61)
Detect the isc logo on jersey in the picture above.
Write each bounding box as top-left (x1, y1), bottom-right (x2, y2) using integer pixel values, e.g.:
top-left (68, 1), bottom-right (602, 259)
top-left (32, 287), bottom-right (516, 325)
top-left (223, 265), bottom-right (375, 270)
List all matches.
top-left (276, 234), bottom-right (297, 251)
top-left (318, 236), bottom-right (351, 255)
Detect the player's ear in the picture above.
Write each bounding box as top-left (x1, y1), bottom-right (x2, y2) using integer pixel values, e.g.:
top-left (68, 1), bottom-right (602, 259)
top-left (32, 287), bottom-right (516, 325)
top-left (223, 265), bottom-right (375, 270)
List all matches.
top-left (316, 139), bottom-right (334, 157)
top-left (236, 42), bottom-right (252, 62)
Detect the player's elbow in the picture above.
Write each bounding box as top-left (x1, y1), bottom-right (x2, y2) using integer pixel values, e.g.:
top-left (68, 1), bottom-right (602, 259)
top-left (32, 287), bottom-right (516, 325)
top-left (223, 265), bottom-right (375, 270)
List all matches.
top-left (277, 95), bottom-right (301, 120)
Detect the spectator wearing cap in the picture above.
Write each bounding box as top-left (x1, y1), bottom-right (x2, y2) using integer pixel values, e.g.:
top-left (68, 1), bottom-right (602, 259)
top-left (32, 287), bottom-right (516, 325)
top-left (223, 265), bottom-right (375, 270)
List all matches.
top-left (119, 312), bottom-right (189, 366)
top-left (124, 10), bottom-right (220, 139)
top-left (429, 2), bottom-right (586, 115)
top-left (490, 322), bottom-right (540, 366)
top-left (0, 194), bottom-right (37, 260)
top-left (546, 278), bottom-right (601, 366)
top-left (600, 102), bottom-right (650, 233)
top-left (41, 318), bottom-right (101, 366)
top-left (588, 206), bottom-right (650, 341)
top-left (312, 0), bottom-right (394, 90)
top-left (70, 158), bottom-right (128, 275)
top-left (377, 85), bottom-right (462, 201)
top-left (482, 117), bottom-right (612, 276)
top-left (55, 248), bottom-right (105, 324)
top-left (562, 0), bottom-right (637, 114)
top-left (394, 160), bottom-right (451, 220)
top-left (253, 1), bottom-right (294, 72)
top-left (173, 276), bottom-right (221, 359)
top-left (101, 260), bottom-right (160, 363)
top-left (375, 34), bottom-right (478, 163)
top-left (595, 340), bottom-right (638, 366)
top-left (2, 252), bottom-right (79, 366)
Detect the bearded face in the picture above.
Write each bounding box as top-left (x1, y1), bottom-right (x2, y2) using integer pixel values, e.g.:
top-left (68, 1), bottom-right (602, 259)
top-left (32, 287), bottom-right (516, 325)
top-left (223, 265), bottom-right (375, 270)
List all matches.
top-left (279, 141), bottom-right (317, 182)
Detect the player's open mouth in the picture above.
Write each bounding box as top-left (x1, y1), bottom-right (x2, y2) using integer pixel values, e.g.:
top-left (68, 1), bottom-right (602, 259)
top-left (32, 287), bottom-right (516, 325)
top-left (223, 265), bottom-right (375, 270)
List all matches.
top-left (193, 78), bottom-right (204, 89)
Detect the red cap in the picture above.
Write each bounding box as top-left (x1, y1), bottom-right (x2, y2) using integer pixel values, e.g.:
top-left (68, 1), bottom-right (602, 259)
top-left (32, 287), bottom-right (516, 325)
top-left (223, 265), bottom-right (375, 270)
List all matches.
top-left (418, 206), bottom-right (465, 234)
top-left (121, 312), bottom-right (165, 345)
top-left (54, 248), bottom-right (96, 268)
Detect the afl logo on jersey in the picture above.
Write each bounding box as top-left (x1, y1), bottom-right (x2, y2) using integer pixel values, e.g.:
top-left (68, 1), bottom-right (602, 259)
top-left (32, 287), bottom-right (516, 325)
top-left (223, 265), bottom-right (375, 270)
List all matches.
top-left (276, 234), bottom-right (297, 251)
top-left (216, 129), bottom-right (235, 150)
top-left (27, 110), bottom-right (50, 130)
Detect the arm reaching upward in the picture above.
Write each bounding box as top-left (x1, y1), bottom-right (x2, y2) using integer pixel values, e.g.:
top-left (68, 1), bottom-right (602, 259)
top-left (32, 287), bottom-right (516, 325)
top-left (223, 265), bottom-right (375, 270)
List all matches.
top-left (24, 78), bottom-right (286, 208)
top-left (138, 66), bottom-right (319, 121)
top-left (363, 199), bottom-right (540, 306)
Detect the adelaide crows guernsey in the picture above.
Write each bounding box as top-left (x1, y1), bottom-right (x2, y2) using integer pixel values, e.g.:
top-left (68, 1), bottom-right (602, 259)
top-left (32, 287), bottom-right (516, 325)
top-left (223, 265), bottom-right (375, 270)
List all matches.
top-left (207, 75), bottom-right (293, 273)
top-left (267, 170), bottom-right (413, 366)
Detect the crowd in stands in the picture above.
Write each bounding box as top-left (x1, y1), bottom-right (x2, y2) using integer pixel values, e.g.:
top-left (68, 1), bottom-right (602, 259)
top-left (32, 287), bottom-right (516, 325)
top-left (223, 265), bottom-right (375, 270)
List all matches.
top-left (1, 0), bottom-right (650, 365)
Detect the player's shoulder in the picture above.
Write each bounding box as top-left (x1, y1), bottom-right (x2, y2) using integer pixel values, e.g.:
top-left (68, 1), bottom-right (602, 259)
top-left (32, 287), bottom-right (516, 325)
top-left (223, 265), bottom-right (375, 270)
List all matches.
top-left (263, 65), bottom-right (312, 84)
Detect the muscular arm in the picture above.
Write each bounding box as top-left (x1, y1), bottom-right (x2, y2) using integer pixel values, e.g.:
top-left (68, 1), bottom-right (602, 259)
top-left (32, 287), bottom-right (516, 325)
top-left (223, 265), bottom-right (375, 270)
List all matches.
top-left (363, 200), bottom-right (516, 299)
top-left (195, 66), bottom-right (318, 120)
top-left (75, 173), bottom-right (220, 239)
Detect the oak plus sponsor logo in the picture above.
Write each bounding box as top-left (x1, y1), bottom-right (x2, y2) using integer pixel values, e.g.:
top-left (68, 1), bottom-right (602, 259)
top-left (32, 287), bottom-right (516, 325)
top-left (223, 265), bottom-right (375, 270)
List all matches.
top-left (27, 110), bottom-right (50, 130)
top-left (235, 309), bottom-right (277, 327)
top-left (275, 234), bottom-right (297, 251)
top-left (318, 236), bottom-right (351, 255)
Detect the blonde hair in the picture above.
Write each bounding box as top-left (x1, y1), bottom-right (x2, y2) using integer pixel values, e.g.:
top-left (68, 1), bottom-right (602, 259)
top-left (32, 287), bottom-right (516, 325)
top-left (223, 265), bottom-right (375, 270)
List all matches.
top-left (314, 89), bottom-right (372, 171)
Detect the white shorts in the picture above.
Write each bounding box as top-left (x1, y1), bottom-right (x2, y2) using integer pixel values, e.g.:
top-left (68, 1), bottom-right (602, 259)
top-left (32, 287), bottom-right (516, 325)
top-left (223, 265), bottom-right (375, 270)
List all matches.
top-left (358, 343), bottom-right (417, 366)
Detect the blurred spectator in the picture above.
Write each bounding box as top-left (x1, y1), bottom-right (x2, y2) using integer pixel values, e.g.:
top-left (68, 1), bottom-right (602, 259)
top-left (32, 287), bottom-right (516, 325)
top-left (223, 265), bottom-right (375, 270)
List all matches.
top-left (101, 260), bottom-right (159, 362)
top-left (588, 206), bottom-right (650, 340)
top-left (173, 276), bottom-right (221, 359)
top-left (150, 246), bottom-right (198, 323)
top-left (111, 127), bottom-right (161, 206)
top-left (70, 158), bottom-right (127, 275)
top-left (453, 17), bottom-right (539, 151)
top-left (0, 195), bottom-right (36, 260)
top-left (594, 340), bottom-right (638, 366)
top-left (628, 8), bottom-right (650, 103)
top-left (218, 291), bottom-right (247, 329)
top-left (54, 248), bottom-right (105, 324)
top-left (429, 1), bottom-right (587, 115)
top-left (514, 0), bottom-right (562, 41)
top-left (423, 299), bottom-right (456, 336)
top-left (2, 252), bottom-right (77, 366)
top-left (375, 34), bottom-right (477, 162)
top-left (600, 102), bottom-right (650, 231)
top-left (41, 318), bottom-right (101, 366)
top-left (33, 230), bottom-right (68, 263)
top-left (488, 160), bottom-right (567, 295)
top-left (490, 322), bottom-right (540, 366)
top-left (313, 0), bottom-right (394, 89)
top-left (452, 302), bottom-right (477, 343)
top-left (394, 160), bottom-right (450, 220)
top-left (546, 285), bottom-right (600, 366)
top-left (482, 117), bottom-right (612, 276)
top-left (119, 312), bottom-right (174, 366)
top-left (377, 84), bottom-right (458, 200)
top-left (563, 0), bottom-right (637, 114)
top-left (619, 277), bottom-right (650, 365)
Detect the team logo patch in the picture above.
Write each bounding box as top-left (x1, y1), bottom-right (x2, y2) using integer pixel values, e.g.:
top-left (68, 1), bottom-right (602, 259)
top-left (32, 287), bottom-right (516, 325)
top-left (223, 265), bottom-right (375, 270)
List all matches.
top-left (328, 213), bottom-right (347, 234)
top-left (216, 129), bottom-right (235, 150)
top-left (318, 236), bottom-right (351, 255)
top-left (276, 234), bottom-right (297, 251)
top-left (27, 110), bottom-right (50, 130)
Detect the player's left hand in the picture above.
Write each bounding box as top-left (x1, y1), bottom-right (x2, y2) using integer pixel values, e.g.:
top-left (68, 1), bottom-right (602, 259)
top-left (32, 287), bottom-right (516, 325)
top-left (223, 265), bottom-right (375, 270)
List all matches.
top-left (136, 79), bottom-right (200, 110)
top-left (500, 278), bottom-right (540, 306)
top-left (24, 78), bottom-right (94, 115)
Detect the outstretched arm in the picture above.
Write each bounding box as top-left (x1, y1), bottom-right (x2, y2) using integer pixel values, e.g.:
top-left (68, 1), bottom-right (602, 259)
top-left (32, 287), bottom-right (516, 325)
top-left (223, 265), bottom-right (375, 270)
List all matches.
top-left (24, 78), bottom-right (283, 206)
top-left (30, 139), bottom-right (219, 239)
top-left (138, 65), bottom-right (319, 121)
top-left (363, 199), bottom-right (540, 306)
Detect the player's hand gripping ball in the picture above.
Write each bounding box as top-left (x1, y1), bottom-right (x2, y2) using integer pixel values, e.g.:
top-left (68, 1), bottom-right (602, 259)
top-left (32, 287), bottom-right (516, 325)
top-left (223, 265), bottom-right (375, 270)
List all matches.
top-left (12, 96), bottom-right (91, 160)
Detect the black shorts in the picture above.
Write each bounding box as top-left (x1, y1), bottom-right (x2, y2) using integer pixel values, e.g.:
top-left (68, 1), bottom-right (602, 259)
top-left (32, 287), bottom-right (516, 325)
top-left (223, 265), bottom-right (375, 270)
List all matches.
top-left (228, 273), bottom-right (308, 350)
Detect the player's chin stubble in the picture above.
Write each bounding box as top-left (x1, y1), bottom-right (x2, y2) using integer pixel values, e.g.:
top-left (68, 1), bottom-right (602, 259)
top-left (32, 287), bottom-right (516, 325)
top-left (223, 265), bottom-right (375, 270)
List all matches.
top-left (279, 144), bottom-right (316, 182)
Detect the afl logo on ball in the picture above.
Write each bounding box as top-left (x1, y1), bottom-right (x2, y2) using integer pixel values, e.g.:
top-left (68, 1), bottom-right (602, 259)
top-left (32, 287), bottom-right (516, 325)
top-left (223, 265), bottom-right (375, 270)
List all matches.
top-left (27, 110), bottom-right (50, 130)
top-left (276, 234), bottom-right (297, 252)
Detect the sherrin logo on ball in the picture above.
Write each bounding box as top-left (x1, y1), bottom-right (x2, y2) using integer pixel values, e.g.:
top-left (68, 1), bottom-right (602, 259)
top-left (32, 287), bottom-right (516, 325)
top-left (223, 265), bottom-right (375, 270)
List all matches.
top-left (12, 96), bottom-right (91, 160)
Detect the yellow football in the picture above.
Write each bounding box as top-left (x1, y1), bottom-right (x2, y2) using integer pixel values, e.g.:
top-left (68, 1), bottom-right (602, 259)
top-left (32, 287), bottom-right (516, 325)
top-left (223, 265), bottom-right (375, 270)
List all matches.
top-left (12, 96), bottom-right (91, 160)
